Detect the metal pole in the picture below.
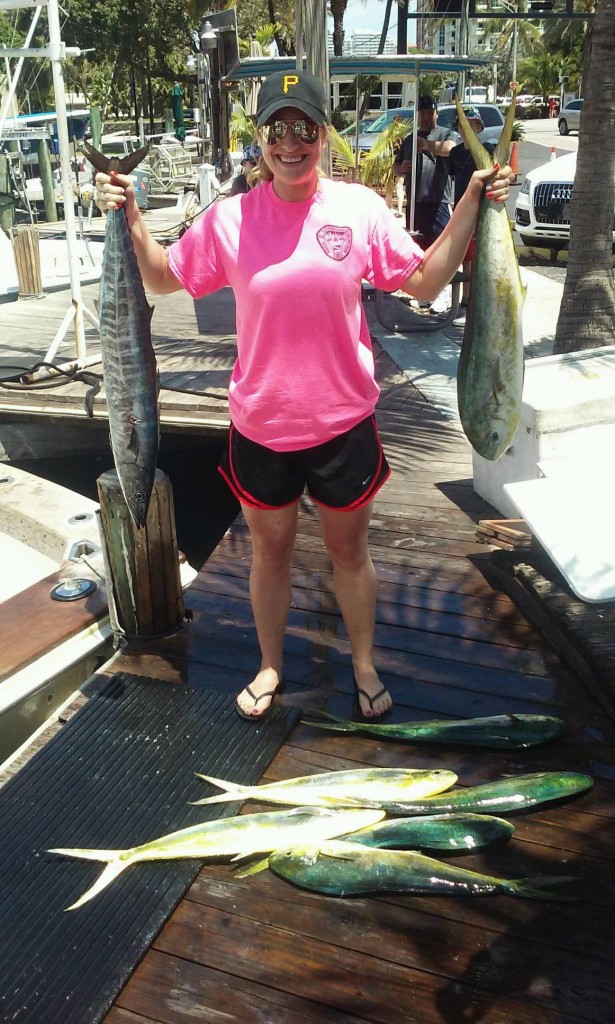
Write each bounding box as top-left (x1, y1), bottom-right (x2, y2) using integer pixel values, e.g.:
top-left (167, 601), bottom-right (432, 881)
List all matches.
top-left (458, 0), bottom-right (470, 101)
top-left (512, 21), bottom-right (518, 84)
top-left (408, 66), bottom-right (419, 235)
top-left (46, 0), bottom-right (87, 362)
top-left (0, 5), bottom-right (43, 136)
top-left (295, 0), bottom-right (302, 70)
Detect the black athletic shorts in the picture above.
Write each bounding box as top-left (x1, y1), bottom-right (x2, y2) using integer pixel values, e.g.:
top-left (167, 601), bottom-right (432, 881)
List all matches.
top-left (218, 415), bottom-right (391, 511)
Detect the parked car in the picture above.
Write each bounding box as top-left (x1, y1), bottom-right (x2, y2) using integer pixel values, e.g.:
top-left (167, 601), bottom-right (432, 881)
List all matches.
top-left (436, 103), bottom-right (506, 145)
top-left (340, 115), bottom-right (379, 137)
top-left (349, 105), bottom-right (415, 153)
top-left (514, 150), bottom-right (614, 249)
top-left (558, 98), bottom-right (583, 136)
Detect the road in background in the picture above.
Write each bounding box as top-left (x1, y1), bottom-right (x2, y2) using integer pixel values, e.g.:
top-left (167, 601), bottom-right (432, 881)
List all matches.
top-left (507, 118), bottom-right (579, 283)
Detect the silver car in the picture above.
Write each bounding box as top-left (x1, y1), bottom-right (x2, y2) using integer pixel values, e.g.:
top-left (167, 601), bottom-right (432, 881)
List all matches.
top-left (558, 98), bottom-right (583, 136)
top-left (435, 103), bottom-right (506, 146)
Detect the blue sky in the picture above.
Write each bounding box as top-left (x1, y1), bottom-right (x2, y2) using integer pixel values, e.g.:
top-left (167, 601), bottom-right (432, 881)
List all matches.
top-left (335, 1), bottom-right (417, 45)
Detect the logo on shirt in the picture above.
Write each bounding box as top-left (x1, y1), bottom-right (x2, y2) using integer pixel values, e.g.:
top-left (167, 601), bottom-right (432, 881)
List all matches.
top-left (316, 225), bottom-right (352, 261)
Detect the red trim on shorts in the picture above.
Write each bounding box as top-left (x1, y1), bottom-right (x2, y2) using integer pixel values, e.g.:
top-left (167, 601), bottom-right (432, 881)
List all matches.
top-left (218, 429), bottom-right (300, 510)
top-left (312, 417), bottom-right (391, 511)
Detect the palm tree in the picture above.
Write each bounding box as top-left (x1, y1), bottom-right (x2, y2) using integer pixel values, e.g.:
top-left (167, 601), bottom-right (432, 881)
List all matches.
top-left (553, 0), bottom-right (614, 353)
top-left (328, 0), bottom-right (350, 57)
top-left (491, 0), bottom-right (542, 79)
top-left (517, 51), bottom-right (560, 105)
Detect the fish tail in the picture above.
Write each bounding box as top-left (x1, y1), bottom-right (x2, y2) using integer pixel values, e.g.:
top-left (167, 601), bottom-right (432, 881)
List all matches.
top-left (494, 87), bottom-right (520, 168)
top-left (48, 847), bottom-right (128, 910)
top-left (302, 711), bottom-right (355, 733)
top-left (506, 875), bottom-right (578, 901)
top-left (80, 139), bottom-right (150, 177)
top-left (191, 773), bottom-right (251, 805)
top-left (454, 97), bottom-right (493, 171)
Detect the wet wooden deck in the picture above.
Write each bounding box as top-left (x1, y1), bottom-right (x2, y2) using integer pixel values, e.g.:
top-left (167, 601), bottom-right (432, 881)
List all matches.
top-left (89, 324), bottom-right (613, 1023)
top-left (1, 282), bottom-right (613, 1021)
top-left (0, 281), bottom-right (234, 435)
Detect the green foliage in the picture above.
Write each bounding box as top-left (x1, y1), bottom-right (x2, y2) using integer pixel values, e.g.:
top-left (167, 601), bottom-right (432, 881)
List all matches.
top-left (229, 102), bottom-right (256, 149)
top-left (329, 118), bottom-right (411, 195)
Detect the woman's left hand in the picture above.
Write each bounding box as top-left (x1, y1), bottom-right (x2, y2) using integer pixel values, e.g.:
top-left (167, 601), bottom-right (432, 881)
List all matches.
top-left (469, 163), bottom-right (514, 203)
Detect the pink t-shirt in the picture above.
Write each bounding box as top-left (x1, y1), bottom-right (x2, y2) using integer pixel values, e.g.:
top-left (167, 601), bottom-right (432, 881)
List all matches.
top-left (168, 178), bottom-right (423, 451)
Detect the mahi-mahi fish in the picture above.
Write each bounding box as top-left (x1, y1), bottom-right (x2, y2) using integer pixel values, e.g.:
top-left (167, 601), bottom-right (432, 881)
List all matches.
top-left (82, 141), bottom-right (159, 527)
top-left (454, 92), bottom-right (525, 461)
top-left (48, 805), bottom-right (385, 910)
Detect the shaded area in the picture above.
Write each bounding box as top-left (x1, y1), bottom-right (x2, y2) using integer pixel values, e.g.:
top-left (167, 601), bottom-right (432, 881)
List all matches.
top-left (0, 672), bottom-right (299, 1024)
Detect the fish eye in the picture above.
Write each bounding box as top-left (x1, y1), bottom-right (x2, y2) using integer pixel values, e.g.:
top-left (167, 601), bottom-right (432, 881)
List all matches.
top-left (135, 491), bottom-right (145, 500)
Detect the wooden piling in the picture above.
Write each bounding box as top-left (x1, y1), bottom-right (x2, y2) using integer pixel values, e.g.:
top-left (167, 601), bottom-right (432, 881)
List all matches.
top-left (96, 468), bottom-right (186, 638)
top-left (12, 226), bottom-right (44, 299)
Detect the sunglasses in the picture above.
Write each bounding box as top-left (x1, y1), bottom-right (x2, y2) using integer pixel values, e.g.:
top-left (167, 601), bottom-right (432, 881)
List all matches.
top-left (261, 119), bottom-right (320, 145)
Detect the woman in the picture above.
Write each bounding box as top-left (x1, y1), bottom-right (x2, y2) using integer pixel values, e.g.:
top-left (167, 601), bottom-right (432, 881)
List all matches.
top-left (95, 70), bottom-right (512, 722)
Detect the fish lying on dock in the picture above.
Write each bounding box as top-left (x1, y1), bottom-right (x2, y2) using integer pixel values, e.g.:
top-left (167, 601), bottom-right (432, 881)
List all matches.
top-left (454, 92), bottom-right (525, 461)
top-left (81, 141), bottom-right (159, 528)
top-left (341, 812), bottom-right (515, 851)
top-left (48, 805), bottom-right (384, 910)
top-left (192, 767), bottom-right (458, 809)
top-left (268, 840), bottom-right (575, 900)
top-left (302, 711), bottom-right (565, 749)
top-left (325, 771), bottom-right (594, 817)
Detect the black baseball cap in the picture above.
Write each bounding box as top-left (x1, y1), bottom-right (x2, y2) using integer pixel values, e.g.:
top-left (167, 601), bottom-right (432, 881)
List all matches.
top-left (418, 95), bottom-right (438, 110)
top-left (256, 69), bottom-right (328, 126)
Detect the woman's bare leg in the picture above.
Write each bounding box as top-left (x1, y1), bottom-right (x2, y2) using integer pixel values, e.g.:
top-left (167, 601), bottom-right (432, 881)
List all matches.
top-left (235, 501), bottom-right (299, 717)
top-left (317, 501), bottom-right (392, 717)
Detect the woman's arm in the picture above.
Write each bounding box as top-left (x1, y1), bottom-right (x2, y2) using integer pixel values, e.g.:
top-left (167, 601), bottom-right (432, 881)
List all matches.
top-left (96, 171), bottom-right (183, 295)
top-left (401, 163), bottom-right (513, 301)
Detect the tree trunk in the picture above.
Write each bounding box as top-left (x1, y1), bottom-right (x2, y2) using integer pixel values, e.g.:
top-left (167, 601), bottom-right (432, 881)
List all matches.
top-left (329, 0), bottom-right (348, 57)
top-left (553, 0), bottom-right (615, 353)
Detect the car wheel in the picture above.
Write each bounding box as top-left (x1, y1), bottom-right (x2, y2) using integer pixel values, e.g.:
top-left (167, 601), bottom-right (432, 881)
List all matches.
top-left (558, 119), bottom-right (568, 136)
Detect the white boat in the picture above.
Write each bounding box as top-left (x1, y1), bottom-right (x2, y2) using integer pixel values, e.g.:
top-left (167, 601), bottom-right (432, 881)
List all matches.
top-left (0, 465), bottom-right (113, 766)
top-left (0, 466), bottom-right (197, 769)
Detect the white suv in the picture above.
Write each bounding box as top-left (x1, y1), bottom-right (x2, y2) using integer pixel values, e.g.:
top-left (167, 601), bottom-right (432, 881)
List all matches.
top-left (515, 150), bottom-right (615, 249)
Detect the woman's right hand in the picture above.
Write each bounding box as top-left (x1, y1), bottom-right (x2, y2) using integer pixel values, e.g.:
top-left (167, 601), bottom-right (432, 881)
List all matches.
top-left (95, 170), bottom-right (137, 216)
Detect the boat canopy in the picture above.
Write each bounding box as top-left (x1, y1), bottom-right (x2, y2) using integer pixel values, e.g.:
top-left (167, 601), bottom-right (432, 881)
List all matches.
top-left (224, 54), bottom-right (492, 83)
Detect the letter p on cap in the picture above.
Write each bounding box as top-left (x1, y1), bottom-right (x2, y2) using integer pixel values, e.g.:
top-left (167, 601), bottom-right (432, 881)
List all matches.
top-left (283, 75), bottom-right (299, 94)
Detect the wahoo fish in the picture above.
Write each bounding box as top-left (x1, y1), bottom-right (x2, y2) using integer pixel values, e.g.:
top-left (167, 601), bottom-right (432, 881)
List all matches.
top-left (341, 812), bottom-right (515, 851)
top-left (454, 92), bottom-right (525, 461)
top-left (82, 141), bottom-right (159, 527)
top-left (330, 771), bottom-right (594, 817)
top-left (192, 767), bottom-right (457, 809)
top-left (48, 805), bottom-right (384, 910)
top-left (303, 710), bottom-right (565, 749)
top-left (269, 840), bottom-right (575, 900)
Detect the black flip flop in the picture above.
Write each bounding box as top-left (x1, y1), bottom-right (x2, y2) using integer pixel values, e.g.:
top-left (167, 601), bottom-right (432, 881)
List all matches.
top-left (353, 674), bottom-right (392, 721)
top-left (235, 681), bottom-right (285, 721)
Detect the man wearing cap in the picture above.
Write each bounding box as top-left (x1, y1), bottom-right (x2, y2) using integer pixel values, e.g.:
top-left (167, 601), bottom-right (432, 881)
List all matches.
top-left (392, 94), bottom-right (457, 246)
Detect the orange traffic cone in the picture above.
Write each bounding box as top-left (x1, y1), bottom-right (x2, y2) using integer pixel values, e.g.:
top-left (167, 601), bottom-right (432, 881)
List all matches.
top-left (550, 146), bottom-right (557, 161)
top-left (509, 141), bottom-right (519, 183)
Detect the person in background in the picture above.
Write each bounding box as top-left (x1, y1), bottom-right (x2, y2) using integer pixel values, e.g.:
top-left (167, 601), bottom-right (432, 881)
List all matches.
top-left (95, 71), bottom-right (512, 723)
top-left (229, 142), bottom-right (261, 196)
top-left (392, 94), bottom-right (457, 313)
top-left (390, 114), bottom-right (406, 219)
top-left (448, 106), bottom-right (496, 321)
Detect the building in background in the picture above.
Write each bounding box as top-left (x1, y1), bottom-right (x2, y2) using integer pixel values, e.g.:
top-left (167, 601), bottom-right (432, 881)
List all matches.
top-left (327, 30), bottom-right (396, 57)
top-left (416, 2), bottom-right (498, 56)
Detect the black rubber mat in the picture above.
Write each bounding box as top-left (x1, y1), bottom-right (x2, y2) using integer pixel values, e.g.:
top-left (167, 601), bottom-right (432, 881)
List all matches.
top-left (0, 672), bottom-right (300, 1024)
